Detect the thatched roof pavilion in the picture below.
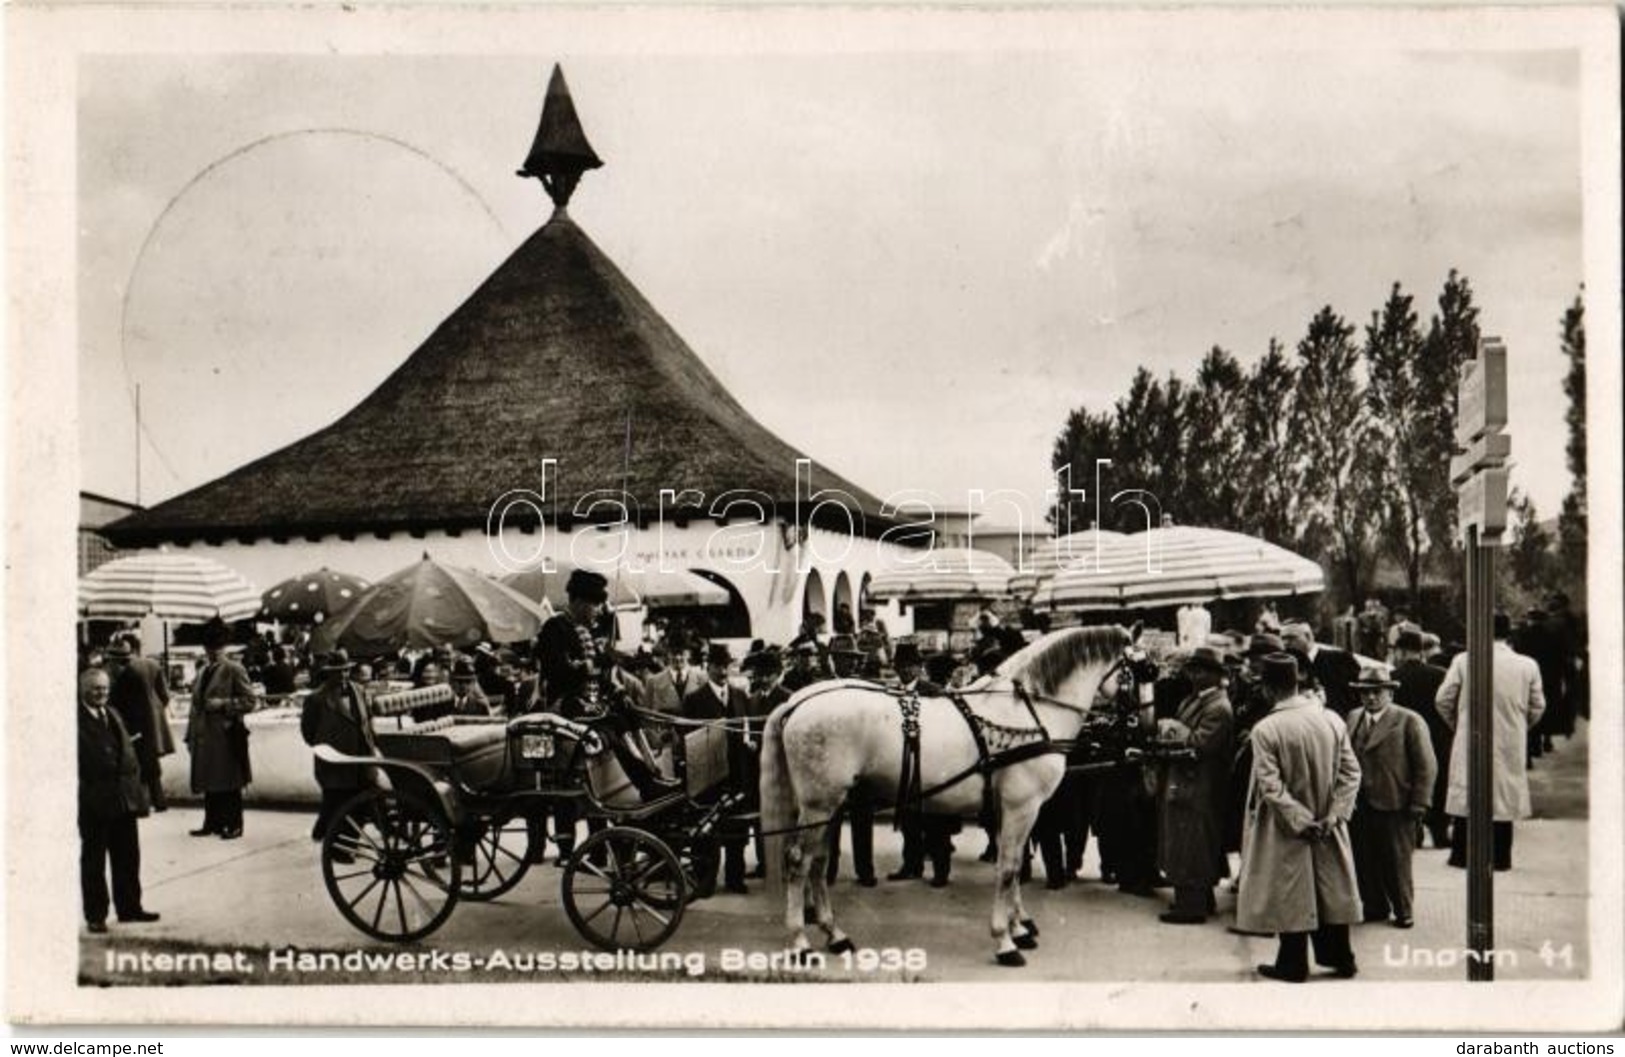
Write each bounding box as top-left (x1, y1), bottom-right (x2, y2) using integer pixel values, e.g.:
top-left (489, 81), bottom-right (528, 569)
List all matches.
top-left (105, 67), bottom-right (891, 550)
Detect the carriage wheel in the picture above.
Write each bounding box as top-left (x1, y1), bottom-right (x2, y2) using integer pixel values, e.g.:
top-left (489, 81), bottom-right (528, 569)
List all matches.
top-left (562, 826), bottom-right (686, 952)
top-left (459, 812), bottom-right (536, 902)
top-left (322, 788), bottom-right (460, 943)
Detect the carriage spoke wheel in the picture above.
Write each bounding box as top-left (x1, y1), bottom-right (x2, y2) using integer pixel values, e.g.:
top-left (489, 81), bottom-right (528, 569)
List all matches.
top-left (562, 826), bottom-right (686, 952)
top-left (459, 812), bottom-right (536, 902)
top-left (322, 789), bottom-right (460, 943)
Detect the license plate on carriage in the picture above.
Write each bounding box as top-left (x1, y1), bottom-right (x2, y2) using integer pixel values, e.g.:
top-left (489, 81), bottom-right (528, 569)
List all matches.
top-left (521, 733), bottom-right (556, 759)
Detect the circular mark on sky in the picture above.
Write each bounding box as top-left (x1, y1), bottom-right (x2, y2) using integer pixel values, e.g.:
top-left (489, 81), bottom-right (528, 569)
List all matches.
top-left (120, 128), bottom-right (511, 502)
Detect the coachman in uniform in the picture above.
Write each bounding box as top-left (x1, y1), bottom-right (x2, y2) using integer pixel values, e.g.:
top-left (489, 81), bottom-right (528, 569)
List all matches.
top-left (186, 618), bottom-right (260, 840)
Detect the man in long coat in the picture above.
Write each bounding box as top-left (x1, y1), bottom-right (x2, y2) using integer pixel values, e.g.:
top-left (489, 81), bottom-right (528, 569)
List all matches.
top-left (105, 637), bottom-right (175, 812)
top-left (1347, 666), bottom-right (1436, 927)
top-left (1155, 646), bottom-right (1235, 924)
top-left (187, 619), bottom-right (259, 840)
top-left (683, 642), bottom-right (753, 894)
top-left (1390, 628), bottom-right (1451, 849)
top-left (300, 649), bottom-right (378, 844)
top-left (79, 667), bottom-right (160, 932)
top-left (1437, 613), bottom-right (1546, 871)
top-left (1238, 653), bottom-right (1362, 982)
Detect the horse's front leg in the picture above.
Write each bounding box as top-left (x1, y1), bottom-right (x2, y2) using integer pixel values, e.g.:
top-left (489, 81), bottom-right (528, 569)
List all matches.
top-left (991, 797), bottom-right (1042, 966)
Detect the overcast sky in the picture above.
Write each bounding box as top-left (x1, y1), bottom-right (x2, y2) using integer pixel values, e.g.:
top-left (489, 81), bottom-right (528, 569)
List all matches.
top-left (79, 45), bottom-right (1583, 529)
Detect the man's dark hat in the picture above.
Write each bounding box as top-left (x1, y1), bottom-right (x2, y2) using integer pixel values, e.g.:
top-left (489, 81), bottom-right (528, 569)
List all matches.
top-left (104, 640), bottom-right (134, 660)
top-left (450, 656), bottom-right (478, 681)
top-left (1247, 633), bottom-right (1284, 658)
top-left (893, 641), bottom-right (923, 668)
top-left (1260, 652), bottom-right (1300, 691)
top-left (828, 634), bottom-right (862, 657)
top-left (923, 651), bottom-right (959, 685)
top-left (1394, 628), bottom-right (1425, 652)
top-left (743, 646), bottom-right (783, 673)
top-left (319, 649), bottom-right (355, 673)
top-left (1182, 645), bottom-right (1227, 674)
top-left (566, 568), bottom-right (610, 603)
top-left (201, 618), bottom-right (231, 649)
top-left (706, 642), bottom-right (733, 667)
top-left (1351, 664), bottom-right (1399, 691)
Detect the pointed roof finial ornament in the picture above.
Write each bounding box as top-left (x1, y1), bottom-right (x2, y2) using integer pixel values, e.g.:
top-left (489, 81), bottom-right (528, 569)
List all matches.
top-left (517, 64), bottom-right (603, 212)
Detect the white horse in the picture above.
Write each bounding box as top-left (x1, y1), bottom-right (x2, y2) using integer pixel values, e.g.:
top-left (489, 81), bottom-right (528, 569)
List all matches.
top-left (759, 625), bottom-right (1136, 966)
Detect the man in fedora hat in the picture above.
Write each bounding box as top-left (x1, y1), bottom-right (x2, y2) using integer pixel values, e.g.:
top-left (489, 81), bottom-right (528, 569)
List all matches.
top-left (1237, 653), bottom-right (1362, 982)
top-left (827, 634), bottom-right (865, 680)
top-left (1390, 627), bottom-right (1452, 848)
top-left (300, 649), bottom-right (379, 845)
top-left (1346, 665), bottom-right (1436, 928)
top-left (104, 636), bottom-right (174, 813)
top-left (186, 618), bottom-right (259, 840)
top-left (1153, 646), bottom-right (1236, 924)
top-left (448, 656), bottom-right (496, 717)
top-left (683, 642), bottom-right (753, 894)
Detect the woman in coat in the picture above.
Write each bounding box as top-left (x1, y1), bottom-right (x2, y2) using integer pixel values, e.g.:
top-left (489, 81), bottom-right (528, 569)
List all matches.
top-left (186, 620), bottom-right (260, 840)
top-left (1237, 654), bottom-right (1362, 982)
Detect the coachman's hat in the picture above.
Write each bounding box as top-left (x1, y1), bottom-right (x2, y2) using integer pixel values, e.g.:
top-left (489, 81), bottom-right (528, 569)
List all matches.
top-left (828, 634), bottom-right (862, 658)
top-left (566, 568), bottom-right (610, 603)
top-left (892, 641), bottom-right (924, 668)
top-left (1259, 652), bottom-right (1300, 692)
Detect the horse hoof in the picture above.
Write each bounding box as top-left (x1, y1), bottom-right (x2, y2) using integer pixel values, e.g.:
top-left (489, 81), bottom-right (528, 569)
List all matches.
top-left (996, 950), bottom-right (1027, 968)
top-left (1013, 932), bottom-right (1038, 951)
top-left (1021, 917), bottom-right (1040, 939)
top-left (828, 938), bottom-right (855, 955)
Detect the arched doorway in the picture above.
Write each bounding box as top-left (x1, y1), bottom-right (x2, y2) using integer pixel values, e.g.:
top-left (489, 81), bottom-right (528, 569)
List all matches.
top-left (802, 568), bottom-right (828, 628)
top-left (832, 572), bottom-right (855, 634)
top-left (662, 568), bottom-right (752, 640)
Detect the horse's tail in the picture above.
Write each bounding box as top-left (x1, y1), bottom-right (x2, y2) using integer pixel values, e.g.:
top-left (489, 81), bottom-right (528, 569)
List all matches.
top-left (759, 699), bottom-right (798, 901)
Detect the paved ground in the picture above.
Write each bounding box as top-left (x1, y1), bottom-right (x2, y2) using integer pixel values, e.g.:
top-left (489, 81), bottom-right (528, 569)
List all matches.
top-left (80, 720), bottom-right (1589, 985)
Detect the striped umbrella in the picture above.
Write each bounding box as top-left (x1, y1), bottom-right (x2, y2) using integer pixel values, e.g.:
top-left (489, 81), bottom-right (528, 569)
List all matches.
top-left (1008, 528), bottom-right (1126, 597)
top-left (260, 567), bottom-right (370, 623)
top-left (79, 550), bottom-right (261, 623)
top-left (1034, 526), bottom-right (1324, 612)
top-left (867, 547), bottom-right (1016, 603)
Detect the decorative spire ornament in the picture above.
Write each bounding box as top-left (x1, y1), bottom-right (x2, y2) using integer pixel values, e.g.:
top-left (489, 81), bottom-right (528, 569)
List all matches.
top-left (517, 64), bottom-right (603, 209)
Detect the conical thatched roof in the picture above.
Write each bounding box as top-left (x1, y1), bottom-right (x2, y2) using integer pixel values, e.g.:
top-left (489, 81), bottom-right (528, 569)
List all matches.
top-left (105, 213), bottom-right (893, 548)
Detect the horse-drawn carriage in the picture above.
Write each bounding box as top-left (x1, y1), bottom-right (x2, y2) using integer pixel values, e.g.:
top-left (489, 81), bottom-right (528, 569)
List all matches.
top-left (314, 682), bottom-right (742, 952)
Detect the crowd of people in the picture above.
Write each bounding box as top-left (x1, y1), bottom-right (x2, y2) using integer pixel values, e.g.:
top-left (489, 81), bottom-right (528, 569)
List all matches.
top-left (78, 580), bottom-right (1584, 978)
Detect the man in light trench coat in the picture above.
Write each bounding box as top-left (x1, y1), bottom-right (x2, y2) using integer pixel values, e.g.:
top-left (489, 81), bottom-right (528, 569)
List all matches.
top-left (1238, 653), bottom-right (1363, 982)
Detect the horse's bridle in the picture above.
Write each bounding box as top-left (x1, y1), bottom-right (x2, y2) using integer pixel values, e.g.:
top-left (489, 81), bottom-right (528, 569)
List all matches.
top-left (1003, 645), bottom-right (1156, 737)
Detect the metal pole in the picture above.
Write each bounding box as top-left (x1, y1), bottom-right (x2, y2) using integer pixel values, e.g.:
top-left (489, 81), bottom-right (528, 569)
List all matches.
top-left (1465, 524), bottom-right (1495, 981)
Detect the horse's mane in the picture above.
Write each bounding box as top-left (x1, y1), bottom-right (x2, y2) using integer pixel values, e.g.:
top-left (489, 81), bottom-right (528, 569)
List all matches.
top-left (996, 626), bottom-right (1129, 697)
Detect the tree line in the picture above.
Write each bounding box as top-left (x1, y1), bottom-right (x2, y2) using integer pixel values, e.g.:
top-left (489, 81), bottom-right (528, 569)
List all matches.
top-left (1049, 271), bottom-right (1587, 632)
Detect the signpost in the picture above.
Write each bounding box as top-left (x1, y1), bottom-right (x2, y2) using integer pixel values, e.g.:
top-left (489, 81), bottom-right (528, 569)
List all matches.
top-left (1453, 336), bottom-right (1510, 982)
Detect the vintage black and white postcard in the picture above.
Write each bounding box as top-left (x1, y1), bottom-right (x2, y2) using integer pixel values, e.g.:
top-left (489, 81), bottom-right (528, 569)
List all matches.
top-left (6, 2), bottom-right (1622, 1031)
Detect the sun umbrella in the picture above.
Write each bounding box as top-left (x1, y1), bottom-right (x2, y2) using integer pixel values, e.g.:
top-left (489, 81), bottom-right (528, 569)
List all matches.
top-left (1033, 526), bottom-right (1325, 612)
top-left (260, 567), bottom-right (370, 623)
top-left (79, 550), bottom-right (261, 623)
top-left (1008, 528), bottom-right (1126, 597)
top-left (501, 561), bottom-right (640, 610)
top-left (312, 554), bottom-right (549, 656)
top-left (866, 547), bottom-right (1016, 603)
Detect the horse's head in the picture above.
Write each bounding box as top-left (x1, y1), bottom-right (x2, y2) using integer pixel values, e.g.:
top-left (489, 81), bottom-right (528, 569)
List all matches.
top-left (997, 625), bottom-right (1136, 724)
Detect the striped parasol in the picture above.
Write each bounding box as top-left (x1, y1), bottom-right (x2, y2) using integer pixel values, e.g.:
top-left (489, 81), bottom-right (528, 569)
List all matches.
top-left (866, 547), bottom-right (1016, 603)
top-left (1008, 528), bottom-right (1126, 597)
top-left (1033, 526), bottom-right (1324, 613)
top-left (79, 550), bottom-right (261, 623)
